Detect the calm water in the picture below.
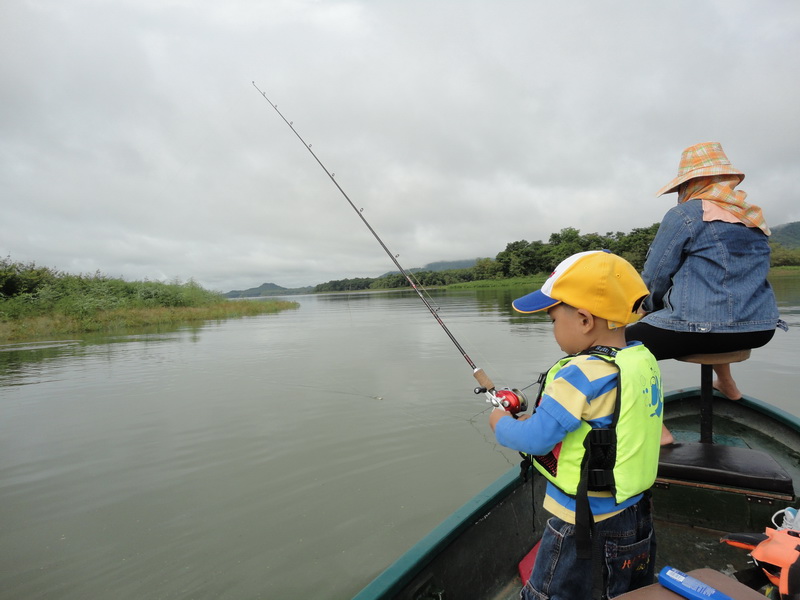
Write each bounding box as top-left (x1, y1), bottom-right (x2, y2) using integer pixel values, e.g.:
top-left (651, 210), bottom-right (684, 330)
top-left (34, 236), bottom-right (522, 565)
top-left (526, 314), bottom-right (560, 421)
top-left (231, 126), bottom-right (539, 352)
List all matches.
top-left (2, 279), bottom-right (799, 599)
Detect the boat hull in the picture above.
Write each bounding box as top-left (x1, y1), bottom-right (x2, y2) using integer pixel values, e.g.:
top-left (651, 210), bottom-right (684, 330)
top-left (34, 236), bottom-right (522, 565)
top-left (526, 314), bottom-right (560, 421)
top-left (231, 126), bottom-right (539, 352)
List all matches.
top-left (353, 388), bottom-right (800, 600)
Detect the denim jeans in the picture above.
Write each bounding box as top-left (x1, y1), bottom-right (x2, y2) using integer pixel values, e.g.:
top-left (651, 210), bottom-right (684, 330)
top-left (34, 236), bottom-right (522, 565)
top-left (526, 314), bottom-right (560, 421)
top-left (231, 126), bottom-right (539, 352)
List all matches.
top-left (521, 494), bottom-right (656, 600)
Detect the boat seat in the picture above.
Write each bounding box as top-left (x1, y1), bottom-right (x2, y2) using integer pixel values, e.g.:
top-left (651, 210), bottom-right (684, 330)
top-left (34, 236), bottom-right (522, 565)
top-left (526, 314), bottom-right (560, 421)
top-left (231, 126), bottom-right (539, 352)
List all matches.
top-left (658, 441), bottom-right (794, 496)
top-left (675, 350), bottom-right (751, 444)
top-left (615, 568), bottom-right (766, 599)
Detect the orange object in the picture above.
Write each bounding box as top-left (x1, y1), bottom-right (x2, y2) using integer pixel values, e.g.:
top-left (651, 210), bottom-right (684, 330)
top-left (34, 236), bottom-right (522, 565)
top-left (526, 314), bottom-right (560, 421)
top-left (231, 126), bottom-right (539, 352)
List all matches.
top-left (747, 528), bottom-right (800, 597)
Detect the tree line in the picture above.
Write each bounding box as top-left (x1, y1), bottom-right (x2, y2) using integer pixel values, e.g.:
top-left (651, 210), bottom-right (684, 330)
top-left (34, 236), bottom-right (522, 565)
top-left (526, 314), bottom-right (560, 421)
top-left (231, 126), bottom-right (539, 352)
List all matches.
top-left (315, 224), bottom-right (800, 292)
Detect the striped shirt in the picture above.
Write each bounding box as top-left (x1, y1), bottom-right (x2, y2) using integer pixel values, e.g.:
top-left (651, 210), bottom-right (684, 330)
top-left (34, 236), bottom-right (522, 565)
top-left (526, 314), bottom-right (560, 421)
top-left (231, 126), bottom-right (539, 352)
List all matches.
top-left (495, 350), bottom-right (642, 523)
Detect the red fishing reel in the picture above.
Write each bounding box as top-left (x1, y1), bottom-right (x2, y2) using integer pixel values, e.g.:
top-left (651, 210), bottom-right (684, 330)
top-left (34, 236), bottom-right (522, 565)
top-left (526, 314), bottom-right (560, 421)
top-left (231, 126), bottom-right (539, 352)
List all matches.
top-left (475, 386), bottom-right (528, 415)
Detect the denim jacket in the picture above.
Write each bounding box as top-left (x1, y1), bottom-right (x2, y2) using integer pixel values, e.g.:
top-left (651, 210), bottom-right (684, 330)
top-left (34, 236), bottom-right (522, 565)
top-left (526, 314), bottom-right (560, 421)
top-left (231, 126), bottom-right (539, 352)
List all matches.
top-left (640, 199), bottom-right (782, 333)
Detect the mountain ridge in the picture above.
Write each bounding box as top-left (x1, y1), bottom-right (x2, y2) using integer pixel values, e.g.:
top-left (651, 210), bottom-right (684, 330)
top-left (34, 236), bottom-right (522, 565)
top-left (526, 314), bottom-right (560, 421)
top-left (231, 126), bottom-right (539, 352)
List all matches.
top-left (225, 282), bottom-right (313, 298)
top-left (225, 223), bottom-right (800, 297)
top-left (771, 221), bottom-right (800, 247)
top-left (223, 259), bottom-right (478, 298)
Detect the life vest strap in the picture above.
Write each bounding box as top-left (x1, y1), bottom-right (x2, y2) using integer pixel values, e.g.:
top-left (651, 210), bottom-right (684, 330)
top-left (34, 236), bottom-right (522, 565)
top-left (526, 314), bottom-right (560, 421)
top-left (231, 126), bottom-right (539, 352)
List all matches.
top-left (588, 468), bottom-right (615, 488)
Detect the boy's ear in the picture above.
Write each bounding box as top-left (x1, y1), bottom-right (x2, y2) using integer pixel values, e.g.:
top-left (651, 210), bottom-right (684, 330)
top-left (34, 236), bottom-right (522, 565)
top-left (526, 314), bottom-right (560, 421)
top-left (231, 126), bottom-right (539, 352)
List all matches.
top-left (575, 308), bottom-right (594, 330)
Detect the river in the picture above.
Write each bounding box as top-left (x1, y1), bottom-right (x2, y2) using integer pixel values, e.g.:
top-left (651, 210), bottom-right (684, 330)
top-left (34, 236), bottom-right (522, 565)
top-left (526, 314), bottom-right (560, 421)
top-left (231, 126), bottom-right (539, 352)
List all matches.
top-left (2, 278), bottom-right (799, 599)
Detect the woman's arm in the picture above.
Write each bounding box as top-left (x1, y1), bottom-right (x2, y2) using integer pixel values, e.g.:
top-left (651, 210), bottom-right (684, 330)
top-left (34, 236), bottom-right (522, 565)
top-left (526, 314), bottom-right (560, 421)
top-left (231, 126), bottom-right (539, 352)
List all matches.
top-left (641, 206), bottom-right (692, 312)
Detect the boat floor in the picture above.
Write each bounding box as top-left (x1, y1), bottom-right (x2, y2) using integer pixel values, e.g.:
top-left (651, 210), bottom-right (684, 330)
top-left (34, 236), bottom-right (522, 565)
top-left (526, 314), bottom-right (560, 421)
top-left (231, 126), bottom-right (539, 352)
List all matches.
top-left (489, 520), bottom-right (752, 600)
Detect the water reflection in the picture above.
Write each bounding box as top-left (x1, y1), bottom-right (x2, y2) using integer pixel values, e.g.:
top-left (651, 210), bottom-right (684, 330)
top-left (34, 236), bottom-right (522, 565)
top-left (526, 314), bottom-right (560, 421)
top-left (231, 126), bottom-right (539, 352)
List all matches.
top-left (769, 272), bottom-right (800, 318)
top-left (0, 331), bottom-right (200, 388)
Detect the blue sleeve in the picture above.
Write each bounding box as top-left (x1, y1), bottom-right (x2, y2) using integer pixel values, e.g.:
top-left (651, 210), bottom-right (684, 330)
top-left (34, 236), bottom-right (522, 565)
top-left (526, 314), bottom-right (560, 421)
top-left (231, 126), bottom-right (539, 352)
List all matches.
top-left (642, 205), bottom-right (692, 312)
top-left (494, 400), bottom-right (571, 456)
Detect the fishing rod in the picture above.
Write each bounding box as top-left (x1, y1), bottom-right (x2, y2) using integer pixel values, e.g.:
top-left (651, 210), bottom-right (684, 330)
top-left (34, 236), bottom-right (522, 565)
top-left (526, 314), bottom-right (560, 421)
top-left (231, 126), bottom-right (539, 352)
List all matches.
top-left (252, 81), bottom-right (526, 414)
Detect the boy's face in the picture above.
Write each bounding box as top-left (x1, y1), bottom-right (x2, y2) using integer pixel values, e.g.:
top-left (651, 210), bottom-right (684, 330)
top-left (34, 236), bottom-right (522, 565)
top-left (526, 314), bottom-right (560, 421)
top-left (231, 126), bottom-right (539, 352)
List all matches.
top-left (547, 304), bottom-right (589, 355)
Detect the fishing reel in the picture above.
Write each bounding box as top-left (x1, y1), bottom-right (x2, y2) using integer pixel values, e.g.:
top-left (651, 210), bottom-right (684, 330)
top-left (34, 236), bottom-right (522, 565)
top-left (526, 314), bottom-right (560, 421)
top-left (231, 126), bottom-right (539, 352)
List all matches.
top-left (475, 386), bottom-right (528, 415)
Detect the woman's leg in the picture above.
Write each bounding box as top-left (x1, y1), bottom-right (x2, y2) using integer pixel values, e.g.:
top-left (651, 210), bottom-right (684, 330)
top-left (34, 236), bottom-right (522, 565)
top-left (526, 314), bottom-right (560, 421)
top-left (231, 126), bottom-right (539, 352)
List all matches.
top-left (624, 324), bottom-right (775, 359)
top-left (660, 425), bottom-right (674, 445)
top-left (712, 363), bottom-right (742, 400)
top-left (625, 325), bottom-right (775, 443)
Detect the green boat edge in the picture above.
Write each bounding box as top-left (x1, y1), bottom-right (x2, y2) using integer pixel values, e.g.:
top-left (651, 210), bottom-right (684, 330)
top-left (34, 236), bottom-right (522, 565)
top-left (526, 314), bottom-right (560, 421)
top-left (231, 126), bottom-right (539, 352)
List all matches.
top-left (352, 388), bottom-right (800, 600)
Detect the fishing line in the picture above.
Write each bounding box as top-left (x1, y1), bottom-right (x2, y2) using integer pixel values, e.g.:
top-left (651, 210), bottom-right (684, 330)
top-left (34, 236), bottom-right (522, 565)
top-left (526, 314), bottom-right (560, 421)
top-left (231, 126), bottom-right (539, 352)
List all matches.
top-left (252, 82), bottom-right (525, 413)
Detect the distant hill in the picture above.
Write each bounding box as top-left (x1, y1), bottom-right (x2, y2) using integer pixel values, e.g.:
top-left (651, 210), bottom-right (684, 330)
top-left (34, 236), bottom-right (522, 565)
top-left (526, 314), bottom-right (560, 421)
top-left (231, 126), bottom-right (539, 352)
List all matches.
top-left (422, 259), bottom-right (478, 271)
top-left (225, 260), bottom-right (479, 298)
top-left (771, 222), bottom-right (800, 248)
top-left (379, 258), bottom-right (478, 277)
top-left (225, 282), bottom-right (313, 298)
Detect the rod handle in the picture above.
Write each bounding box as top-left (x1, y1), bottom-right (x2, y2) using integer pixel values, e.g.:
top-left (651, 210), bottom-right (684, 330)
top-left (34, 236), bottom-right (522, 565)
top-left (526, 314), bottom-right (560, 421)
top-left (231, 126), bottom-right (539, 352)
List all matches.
top-left (472, 368), bottom-right (495, 392)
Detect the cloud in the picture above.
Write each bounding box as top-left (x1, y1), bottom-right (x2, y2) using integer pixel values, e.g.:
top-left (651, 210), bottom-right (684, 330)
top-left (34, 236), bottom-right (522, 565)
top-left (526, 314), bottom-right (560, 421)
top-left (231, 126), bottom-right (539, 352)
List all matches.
top-left (2, 0), bottom-right (799, 290)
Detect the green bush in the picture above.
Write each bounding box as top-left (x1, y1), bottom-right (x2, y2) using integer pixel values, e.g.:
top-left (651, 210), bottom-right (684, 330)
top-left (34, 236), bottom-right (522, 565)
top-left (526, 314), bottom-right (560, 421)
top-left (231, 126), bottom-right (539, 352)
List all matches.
top-left (0, 258), bottom-right (224, 322)
top-left (0, 257), bottom-right (59, 297)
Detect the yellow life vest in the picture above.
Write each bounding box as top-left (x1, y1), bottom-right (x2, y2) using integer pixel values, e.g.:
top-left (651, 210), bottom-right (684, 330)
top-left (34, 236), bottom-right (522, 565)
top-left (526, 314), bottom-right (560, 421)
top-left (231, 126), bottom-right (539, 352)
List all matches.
top-left (530, 344), bottom-right (663, 503)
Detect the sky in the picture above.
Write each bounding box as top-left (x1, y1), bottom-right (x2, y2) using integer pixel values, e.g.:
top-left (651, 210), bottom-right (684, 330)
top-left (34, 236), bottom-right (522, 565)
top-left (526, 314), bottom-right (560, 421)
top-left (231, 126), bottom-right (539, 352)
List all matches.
top-left (2, 1), bottom-right (799, 292)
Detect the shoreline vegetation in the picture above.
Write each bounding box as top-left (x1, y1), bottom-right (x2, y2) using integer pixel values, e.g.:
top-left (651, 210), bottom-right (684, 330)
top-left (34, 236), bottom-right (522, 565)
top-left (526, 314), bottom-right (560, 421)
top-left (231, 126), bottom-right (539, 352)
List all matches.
top-left (0, 223), bottom-right (800, 344)
top-left (0, 258), bottom-right (298, 343)
top-left (316, 266), bottom-right (796, 295)
top-left (2, 267), bottom-right (795, 342)
top-left (0, 300), bottom-right (299, 342)
top-left (311, 226), bottom-right (800, 294)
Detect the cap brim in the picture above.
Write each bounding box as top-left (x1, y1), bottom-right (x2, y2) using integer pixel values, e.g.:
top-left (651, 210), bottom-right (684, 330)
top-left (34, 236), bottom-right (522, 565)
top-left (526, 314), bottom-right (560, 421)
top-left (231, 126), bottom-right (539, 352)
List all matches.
top-left (512, 290), bottom-right (560, 314)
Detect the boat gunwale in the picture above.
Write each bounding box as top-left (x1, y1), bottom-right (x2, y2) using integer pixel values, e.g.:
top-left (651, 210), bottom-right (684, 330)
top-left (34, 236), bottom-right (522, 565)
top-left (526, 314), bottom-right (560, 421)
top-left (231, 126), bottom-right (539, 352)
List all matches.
top-left (665, 386), bottom-right (800, 432)
top-left (351, 387), bottom-right (800, 600)
top-left (351, 467), bottom-right (525, 600)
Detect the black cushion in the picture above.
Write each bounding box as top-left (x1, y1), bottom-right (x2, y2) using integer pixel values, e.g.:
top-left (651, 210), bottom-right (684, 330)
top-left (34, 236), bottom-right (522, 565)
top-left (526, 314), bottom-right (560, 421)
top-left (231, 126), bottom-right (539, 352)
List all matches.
top-left (658, 442), bottom-right (794, 495)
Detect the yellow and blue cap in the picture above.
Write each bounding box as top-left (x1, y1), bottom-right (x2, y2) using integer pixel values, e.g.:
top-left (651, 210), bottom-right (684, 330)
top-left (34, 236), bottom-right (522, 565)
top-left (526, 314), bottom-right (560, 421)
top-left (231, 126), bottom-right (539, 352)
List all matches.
top-left (512, 250), bottom-right (649, 329)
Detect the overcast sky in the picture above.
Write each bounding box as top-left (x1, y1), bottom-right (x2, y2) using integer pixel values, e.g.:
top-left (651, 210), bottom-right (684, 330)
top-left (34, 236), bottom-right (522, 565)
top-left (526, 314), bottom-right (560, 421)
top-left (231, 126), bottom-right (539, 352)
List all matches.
top-left (2, 1), bottom-right (799, 291)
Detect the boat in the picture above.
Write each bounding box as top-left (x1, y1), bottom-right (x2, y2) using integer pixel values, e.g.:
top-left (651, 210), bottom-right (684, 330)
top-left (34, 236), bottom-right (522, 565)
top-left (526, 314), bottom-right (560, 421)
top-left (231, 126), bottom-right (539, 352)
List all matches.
top-left (352, 385), bottom-right (800, 600)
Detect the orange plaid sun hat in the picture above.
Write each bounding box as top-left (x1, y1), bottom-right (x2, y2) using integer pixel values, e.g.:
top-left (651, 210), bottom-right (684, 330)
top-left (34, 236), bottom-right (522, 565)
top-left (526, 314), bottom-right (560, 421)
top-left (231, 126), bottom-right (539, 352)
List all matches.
top-left (656, 142), bottom-right (744, 197)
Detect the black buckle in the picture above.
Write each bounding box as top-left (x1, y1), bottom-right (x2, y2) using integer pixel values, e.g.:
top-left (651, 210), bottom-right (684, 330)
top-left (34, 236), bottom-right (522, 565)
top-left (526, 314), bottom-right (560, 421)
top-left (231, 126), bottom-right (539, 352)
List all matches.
top-left (589, 428), bottom-right (613, 446)
top-left (588, 469), bottom-right (613, 488)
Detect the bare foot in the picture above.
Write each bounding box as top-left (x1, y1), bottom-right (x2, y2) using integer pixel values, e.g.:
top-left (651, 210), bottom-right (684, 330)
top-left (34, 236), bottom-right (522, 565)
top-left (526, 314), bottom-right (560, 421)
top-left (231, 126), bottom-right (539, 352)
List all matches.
top-left (713, 379), bottom-right (742, 400)
top-left (661, 424), bottom-right (674, 445)
top-left (712, 364), bottom-right (743, 400)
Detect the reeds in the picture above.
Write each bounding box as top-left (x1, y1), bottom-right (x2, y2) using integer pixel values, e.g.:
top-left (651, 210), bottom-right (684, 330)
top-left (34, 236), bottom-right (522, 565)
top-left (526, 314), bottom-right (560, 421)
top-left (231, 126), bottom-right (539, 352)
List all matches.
top-left (0, 259), bottom-right (298, 341)
top-left (0, 300), bottom-right (298, 342)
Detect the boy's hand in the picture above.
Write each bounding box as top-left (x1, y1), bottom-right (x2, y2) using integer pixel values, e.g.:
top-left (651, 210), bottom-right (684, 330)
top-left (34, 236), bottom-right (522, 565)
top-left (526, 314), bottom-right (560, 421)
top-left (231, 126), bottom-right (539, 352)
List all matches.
top-left (489, 407), bottom-right (512, 431)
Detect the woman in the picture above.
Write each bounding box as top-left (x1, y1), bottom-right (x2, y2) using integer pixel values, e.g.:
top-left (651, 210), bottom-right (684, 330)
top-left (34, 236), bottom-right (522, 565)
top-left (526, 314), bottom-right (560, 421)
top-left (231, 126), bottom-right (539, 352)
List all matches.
top-left (625, 142), bottom-right (786, 444)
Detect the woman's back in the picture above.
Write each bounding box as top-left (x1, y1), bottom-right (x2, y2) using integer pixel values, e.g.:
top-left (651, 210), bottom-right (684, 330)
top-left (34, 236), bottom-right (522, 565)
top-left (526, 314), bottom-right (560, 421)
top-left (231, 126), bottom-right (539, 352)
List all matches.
top-left (641, 199), bottom-right (778, 332)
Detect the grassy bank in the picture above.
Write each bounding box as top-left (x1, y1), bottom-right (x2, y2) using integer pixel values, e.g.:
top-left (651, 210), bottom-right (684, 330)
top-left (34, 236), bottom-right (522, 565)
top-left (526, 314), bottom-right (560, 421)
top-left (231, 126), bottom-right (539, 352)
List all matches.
top-left (767, 266), bottom-right (800, 277)
top-left (0, 259), bottom-right (299, 342)
top-left (0, 299), bottom-right (298, 342)
top-left (446, 267), bottom-right (792, 290)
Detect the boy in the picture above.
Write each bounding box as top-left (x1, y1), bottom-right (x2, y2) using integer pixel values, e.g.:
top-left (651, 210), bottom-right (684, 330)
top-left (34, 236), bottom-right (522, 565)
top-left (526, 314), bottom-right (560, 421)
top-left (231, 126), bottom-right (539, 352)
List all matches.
top-left (490, 250), bottom-right (663, 599)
